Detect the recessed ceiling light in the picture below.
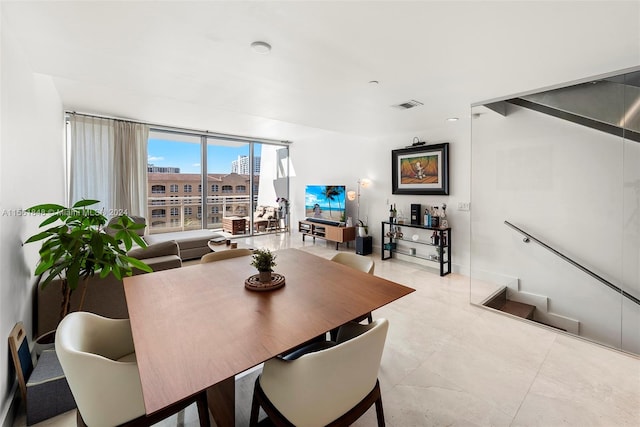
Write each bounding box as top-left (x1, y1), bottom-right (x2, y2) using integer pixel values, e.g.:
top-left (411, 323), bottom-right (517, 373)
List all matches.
top-left (250, 41), bottom-right (271, 54)
top-left (369, 80), bottom-right (379, 84)
top-left (446, 117), bottom-right (459, 122)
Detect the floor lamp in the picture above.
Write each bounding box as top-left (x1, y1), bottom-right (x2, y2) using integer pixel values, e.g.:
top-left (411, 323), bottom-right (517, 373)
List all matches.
top-left (347, 178), bottom-right (371, 224)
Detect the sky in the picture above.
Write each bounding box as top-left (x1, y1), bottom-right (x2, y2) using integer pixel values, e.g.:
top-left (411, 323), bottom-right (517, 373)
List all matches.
top-left (147, 138), bottom-right (262, 174)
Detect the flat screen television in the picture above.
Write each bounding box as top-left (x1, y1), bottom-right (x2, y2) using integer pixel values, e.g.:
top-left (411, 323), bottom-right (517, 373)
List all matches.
top-left (305, 185), bottom-right (346, 222)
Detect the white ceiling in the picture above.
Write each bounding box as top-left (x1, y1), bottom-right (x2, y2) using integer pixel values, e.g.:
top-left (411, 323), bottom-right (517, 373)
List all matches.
top-left (3, 1), bottom-right (639, 140)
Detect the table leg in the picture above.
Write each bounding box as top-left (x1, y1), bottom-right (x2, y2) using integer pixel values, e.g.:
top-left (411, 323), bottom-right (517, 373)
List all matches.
top-left (207, 376), bottom-right (235, 426)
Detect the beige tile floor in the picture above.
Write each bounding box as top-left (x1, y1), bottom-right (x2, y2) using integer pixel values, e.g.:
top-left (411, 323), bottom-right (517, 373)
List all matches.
top-left (15, 231), bottom-right (640, 426)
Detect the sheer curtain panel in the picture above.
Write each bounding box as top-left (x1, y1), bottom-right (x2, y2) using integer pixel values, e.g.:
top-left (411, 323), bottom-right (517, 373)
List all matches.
top-left (69, 115), bottom-right (148, 217)
top-left (113, 121), bottom-right (148, 216)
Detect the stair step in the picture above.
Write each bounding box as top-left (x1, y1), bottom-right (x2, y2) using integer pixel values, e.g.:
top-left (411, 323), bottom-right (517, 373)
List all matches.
top-left (500, 300), bottom-right (535, 320)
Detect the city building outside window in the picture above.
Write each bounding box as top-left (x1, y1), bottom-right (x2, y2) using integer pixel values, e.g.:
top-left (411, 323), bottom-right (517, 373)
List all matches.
top-left (170, 184), bottom-right (178, 193)
top-left (211, 184), bottom-right (219, 192)
top-left (151, 185), bottom-right (166, 194)
top-left (152, 209), bottom-right (166, 218)
top-left (236, 185), bottom-right (246, 193)
top-left (184, 184), bottom-right (192, 193)
top-left (222, 185), bottom-right (233, 193)
top-left (184, 207), bottom-right (192, 215)
top-left (170, 207), bottom-right (179, 217)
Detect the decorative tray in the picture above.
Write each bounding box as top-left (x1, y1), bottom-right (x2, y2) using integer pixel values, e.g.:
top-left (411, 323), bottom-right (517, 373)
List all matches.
top-left (245, 273), bottom-right (286, 292)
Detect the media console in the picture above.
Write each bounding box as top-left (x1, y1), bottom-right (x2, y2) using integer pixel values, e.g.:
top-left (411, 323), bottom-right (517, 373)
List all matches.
top-left (298, 220), bottom-right (355, 250)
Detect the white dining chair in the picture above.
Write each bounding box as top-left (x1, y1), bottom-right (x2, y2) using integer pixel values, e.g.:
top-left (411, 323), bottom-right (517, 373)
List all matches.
top-left (250, 318), bottom-right (389, 427)
top-left (55, 312), bottom-right (210, 427)
top-left (330, 252), bottom-right (375, 275)
top-left (200, 248), bottom-right (254, 263)
top-left (330, 252), bottom-right (375, 324)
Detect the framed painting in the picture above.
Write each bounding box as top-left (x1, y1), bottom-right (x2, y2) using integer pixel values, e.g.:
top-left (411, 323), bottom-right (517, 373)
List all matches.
top-left (392, 143), bottom-right (449, 195)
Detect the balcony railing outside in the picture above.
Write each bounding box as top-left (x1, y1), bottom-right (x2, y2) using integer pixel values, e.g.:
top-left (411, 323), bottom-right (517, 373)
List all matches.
top-left (147, 195), bottom-right (253, 234)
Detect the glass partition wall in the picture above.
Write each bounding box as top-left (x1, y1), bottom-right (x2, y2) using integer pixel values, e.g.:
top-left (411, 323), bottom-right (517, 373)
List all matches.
top-left (147, 129), bottom-right (289, 236)
top-left (470, 68), bottom-right (640, 354)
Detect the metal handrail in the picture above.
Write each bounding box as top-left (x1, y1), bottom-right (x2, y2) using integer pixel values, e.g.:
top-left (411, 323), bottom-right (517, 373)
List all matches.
top-left (504, 220), bottom-right (640, 306)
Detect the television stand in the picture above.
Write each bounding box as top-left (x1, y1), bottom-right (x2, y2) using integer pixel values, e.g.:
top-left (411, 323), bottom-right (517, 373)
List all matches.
top-left (298, 220), bottom-right (355, 250)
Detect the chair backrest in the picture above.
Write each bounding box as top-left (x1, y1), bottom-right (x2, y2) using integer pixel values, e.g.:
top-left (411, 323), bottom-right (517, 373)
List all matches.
top-left (259, 318), bottom-right (389, 426)
top-left (201, 248), bottom-right (254, 263)
top-left (8, 322), bottom-right (33, 402)
top-left (330, 252), bottom-right (375, 274)
top-left (55, 312), bottom-right (145, 427)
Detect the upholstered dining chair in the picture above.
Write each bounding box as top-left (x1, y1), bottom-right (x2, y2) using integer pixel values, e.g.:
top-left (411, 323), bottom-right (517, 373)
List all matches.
top-left (330, 252), bottom-right (375, 275)
top-left (200, 248), bottom-right (254, 263)
top-left (330, 252), bottom-right (375, 324)
top-left (250, 318), bottom-right (389, 427)
top-left (55, 312), bottom-right (210, 427)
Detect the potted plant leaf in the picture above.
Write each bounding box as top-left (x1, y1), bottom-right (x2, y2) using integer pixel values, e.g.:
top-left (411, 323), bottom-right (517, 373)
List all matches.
top-left (251, 248), bottom-right (277, 283)
top-left (24, 199), bottom-right (153, 325)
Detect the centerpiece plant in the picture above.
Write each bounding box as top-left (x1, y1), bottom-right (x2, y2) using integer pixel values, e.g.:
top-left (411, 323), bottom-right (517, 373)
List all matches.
top-left (251, 248), bottom-right (277, 283)
top-left (25, 199), bottom-right (152, 322)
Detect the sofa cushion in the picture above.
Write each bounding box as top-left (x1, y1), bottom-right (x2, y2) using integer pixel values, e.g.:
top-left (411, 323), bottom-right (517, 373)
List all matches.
top-left (127, 240), bottom-right (180, 259)
top-left (142, 255), bottom-right (183, 272)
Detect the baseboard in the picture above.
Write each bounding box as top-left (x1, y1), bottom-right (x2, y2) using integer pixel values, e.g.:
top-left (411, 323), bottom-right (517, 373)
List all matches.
top-left (1, 385), bottom-right (20, 427)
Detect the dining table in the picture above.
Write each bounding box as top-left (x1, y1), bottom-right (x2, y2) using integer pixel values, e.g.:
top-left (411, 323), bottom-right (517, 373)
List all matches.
top-left (123, 248), bottom-right (415, 426)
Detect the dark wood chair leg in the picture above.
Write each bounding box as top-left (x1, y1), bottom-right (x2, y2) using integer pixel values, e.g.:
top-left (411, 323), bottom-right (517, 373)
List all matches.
top-left (76, 410), bottom-right (88, 427)
top-left (375, 395), bottom-right (385, 427)
top-left (249, 384), bottom-right (261, 427)
top-left (196, 391), bottom-right (211, 427)
top-left (367, 313), bottom-right (373, 323)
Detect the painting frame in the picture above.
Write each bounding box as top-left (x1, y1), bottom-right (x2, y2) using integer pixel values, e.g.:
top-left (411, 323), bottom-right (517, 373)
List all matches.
top-left (392, 143), bottom-right (449, 195)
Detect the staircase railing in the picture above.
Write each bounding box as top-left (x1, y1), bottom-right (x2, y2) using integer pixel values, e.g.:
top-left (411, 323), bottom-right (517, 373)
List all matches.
top-left (504, 220), bottom-right (640, 306)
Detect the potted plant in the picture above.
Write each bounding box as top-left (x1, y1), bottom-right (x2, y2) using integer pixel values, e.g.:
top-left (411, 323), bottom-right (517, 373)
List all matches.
top-left (24, 199), bottom-right (153, 324)
top-left (356, 219), bottom-right (368, 237)
top-left (251, 248), bottom-right (277, 283)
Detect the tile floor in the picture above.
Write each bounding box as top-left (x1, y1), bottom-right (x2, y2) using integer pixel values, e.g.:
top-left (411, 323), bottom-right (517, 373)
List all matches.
top-left (14, 231), bottom-right (640, 426)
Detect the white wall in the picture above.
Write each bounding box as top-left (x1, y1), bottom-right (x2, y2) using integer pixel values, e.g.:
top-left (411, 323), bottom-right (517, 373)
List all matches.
top-left (470, 103), bottom-right (639, 352)
top-left (0, 12), bottom-right (65, 425)
top-left (290, 120), bottom-right (471, 274)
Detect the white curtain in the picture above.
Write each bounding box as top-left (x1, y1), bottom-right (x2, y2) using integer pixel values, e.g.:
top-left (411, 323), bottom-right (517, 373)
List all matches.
top-left (69, 115), bottom-right (148, 217)
top-left (113, 121), bottom-right (148, 215)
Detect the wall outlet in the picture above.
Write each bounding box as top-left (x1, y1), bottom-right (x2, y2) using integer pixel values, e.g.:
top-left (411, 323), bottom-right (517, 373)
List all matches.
top-left (458, 202), bottom-right (470, 211)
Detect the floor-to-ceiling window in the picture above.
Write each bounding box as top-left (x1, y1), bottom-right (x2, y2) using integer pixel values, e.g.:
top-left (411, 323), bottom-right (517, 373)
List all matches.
top-left (147, 132), bottom-right (202, 232)
top-left (147, 128), bottom-right (289, 235)
top-left (206, 138), bottom-right (252, 231)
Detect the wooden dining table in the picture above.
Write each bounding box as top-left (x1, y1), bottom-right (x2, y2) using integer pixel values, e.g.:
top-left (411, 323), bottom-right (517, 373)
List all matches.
top-left (123, 248), bottom-right (415, 426)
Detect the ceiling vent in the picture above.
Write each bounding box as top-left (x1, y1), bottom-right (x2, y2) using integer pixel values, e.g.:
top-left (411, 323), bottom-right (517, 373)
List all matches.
top-left (393, 99), bottom-right (424, 110)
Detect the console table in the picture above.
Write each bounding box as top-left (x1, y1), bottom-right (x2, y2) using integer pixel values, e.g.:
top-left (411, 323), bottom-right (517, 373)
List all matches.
top-left (298, 220), bottom-right (355, 250)
top-left (381, 221), bottom-right (451, 276)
